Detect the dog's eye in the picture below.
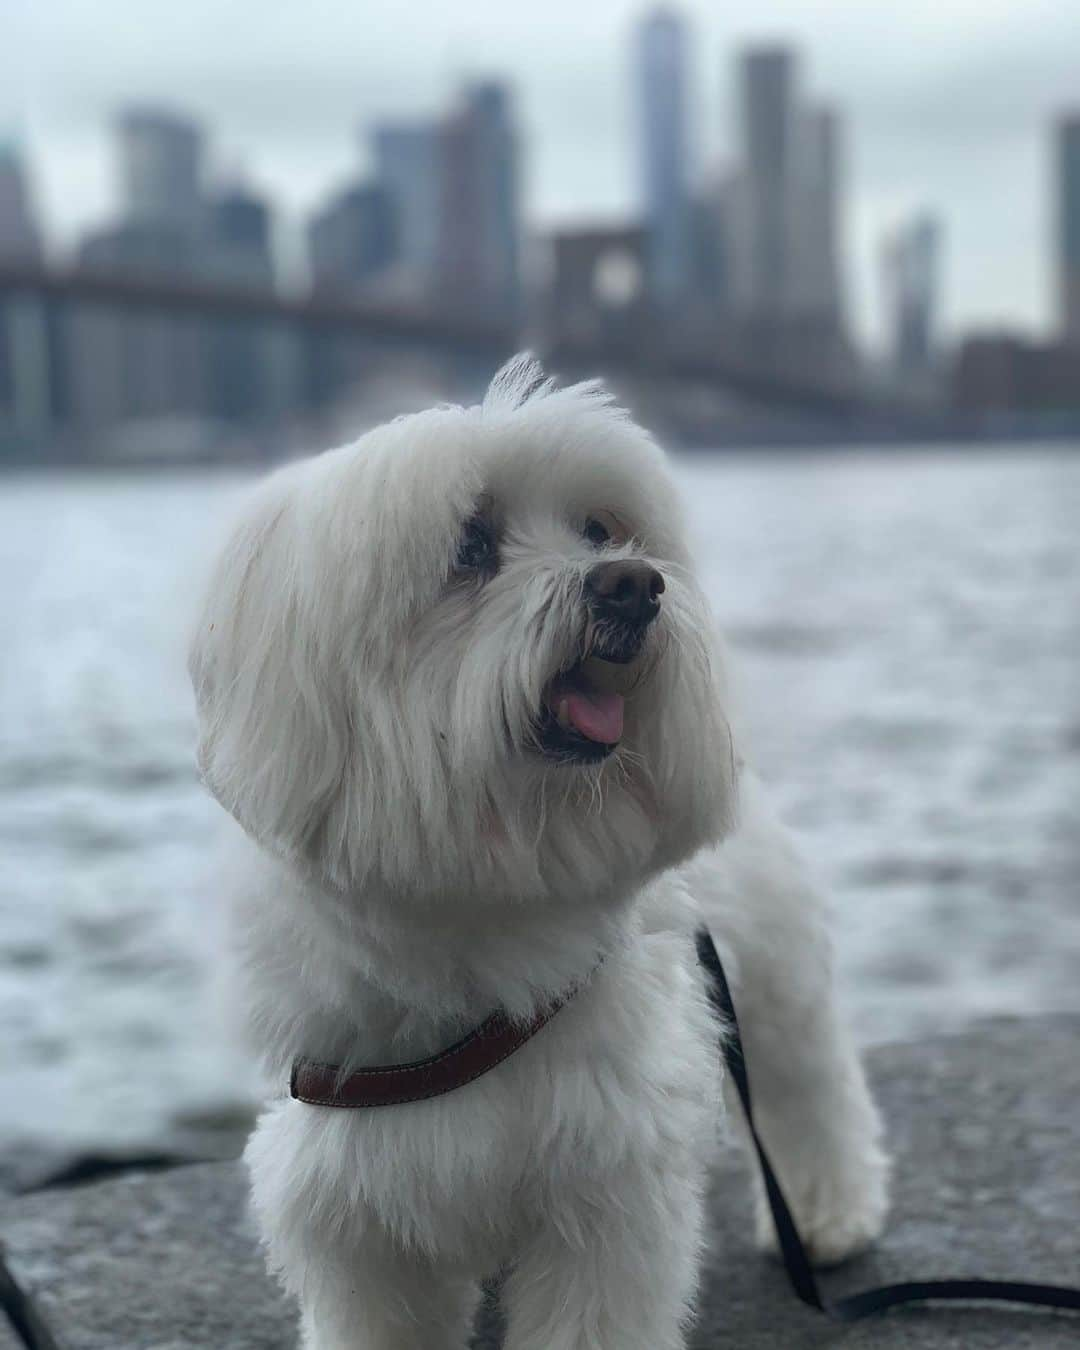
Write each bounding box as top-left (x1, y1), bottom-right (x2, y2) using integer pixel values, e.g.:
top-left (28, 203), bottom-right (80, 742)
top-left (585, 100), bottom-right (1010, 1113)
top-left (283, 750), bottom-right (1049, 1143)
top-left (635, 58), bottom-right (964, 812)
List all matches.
top-left (456, 516), bottom-right (498, 576)
top-left (583, 517), bottom-right (611, 548)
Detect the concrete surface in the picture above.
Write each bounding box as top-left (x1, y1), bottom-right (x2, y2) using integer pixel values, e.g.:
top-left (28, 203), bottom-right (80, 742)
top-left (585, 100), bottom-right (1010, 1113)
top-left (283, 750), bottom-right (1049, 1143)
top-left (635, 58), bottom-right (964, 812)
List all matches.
top-left (0, 1249), bottom-right (43, 1350)
top-left (2, 1016), bottom-right (1077, 1348)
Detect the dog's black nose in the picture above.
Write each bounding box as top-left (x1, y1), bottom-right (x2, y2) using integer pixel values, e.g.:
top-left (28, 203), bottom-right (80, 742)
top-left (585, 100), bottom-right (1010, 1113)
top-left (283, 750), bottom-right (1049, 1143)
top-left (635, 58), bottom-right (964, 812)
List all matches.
top-left (585, 559), bottom-right (665, 628)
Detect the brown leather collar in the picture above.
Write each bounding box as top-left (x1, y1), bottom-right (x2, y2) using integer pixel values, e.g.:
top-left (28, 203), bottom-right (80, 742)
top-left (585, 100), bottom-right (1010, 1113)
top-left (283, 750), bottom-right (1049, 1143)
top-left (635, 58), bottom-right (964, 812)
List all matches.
top-left (291, 994), bottom-right (572, 1109)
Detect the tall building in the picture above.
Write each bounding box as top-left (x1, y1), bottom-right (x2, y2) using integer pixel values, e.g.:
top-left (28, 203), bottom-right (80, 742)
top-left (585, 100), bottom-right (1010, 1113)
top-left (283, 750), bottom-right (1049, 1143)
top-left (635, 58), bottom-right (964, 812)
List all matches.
top-left (307, 181), bottom-right (395, 293)
top-left (436, 82), bottom-right (520, 319)
top-left (116, 107), bottom-right (203, 236)
top-left (0, 141), bottom-right (42, 260)
top-left (66, 107), bottom-right (208, 435)
top-left (686, 189), bottom-right (728, 308)
top-left (882, 214), bottom-right (940, 378)
top-left (1057, 113), bottom-right (1080, 344)
top-left (373, 122), bottom-right (441, 297)
top-left (736, 45), bottom-right (798, 321)
top-left (208, 185), bottom-right (274, 284)
top-left (634, 8), bottom-right (690, 307)
top-left (69, 222), bottom-right (203, 429)
top-left (0, 142), bottom-right (48, 441)
top-left (791, 105), bottom-right (842, 330)
top-left (206, 185), bottom-right (277, 423)
top-left (679, 170), bottom-right (737, 329)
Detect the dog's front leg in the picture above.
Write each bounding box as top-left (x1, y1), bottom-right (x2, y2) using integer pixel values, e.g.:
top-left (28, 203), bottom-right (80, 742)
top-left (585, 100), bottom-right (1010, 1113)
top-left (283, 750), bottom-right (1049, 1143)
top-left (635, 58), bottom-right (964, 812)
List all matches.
top-left (296, 1247), bottom-right (479, 1350)
top-left (703, 773), bottom-right (891, 1266)
top-left (502, 1159), bottom-right (705, 1350)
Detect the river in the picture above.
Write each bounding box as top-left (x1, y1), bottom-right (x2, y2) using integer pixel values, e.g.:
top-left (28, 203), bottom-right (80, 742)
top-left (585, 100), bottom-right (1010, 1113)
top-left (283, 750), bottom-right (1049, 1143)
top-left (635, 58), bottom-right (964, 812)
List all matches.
top-left (2, 446), bottom-right (1078, 1168)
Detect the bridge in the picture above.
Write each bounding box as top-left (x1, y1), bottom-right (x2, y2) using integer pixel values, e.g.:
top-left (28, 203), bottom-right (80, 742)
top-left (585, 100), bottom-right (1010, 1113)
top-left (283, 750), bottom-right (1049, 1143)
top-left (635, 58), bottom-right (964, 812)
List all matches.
top-left (0, 260), bottom-right (871, 455)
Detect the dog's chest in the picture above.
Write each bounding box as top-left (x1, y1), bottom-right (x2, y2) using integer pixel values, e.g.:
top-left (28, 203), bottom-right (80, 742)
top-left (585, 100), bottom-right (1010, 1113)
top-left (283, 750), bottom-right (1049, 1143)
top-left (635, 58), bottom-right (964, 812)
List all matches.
top-left (330, 933), bottom-right (718, 1251)
top-left (253, 926), bottom-right (721, 1269)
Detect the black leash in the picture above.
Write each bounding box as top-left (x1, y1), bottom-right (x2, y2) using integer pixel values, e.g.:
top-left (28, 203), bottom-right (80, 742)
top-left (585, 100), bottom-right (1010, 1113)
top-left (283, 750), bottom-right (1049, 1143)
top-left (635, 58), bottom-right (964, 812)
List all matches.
top-left (694, 926), bottom-right (1080, 1321)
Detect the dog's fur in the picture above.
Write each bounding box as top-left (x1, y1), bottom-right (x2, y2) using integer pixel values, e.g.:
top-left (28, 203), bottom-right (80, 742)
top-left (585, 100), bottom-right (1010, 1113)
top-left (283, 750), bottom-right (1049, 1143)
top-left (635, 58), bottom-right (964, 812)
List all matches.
top-left (189, 357), bottom-right (889, 1350)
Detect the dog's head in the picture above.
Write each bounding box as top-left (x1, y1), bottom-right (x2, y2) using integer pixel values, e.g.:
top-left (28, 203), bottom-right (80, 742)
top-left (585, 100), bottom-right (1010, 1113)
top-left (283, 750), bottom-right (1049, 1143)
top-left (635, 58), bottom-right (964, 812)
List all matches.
top-left (189, 357), bottom-right (736, 903)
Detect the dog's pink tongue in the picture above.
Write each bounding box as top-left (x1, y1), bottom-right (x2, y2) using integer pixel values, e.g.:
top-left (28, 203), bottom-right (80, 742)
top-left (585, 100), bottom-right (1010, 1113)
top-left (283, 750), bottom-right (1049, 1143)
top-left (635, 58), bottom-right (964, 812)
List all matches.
top-left (565, 689), bottom-right (624, 744)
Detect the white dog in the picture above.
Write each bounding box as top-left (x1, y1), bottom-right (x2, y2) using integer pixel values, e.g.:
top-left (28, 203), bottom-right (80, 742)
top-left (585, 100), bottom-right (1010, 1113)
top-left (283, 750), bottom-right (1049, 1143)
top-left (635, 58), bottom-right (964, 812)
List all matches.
top-left (189, 357), bottom-right (889, 1350)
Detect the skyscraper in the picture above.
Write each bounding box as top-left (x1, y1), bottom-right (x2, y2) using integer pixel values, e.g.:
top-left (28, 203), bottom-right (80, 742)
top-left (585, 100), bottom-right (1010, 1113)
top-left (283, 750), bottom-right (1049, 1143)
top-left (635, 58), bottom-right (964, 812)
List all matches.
top-left (736, 45), bottom-right (798, 321)
top-left (68, 110), bottom-right (207, 432)
top-left (791, 105), bottom-right (842, 331)
top-left (1056, 113), bottom-right (1080, 343)
top-left (679, 169), bottom-right (738, 327)
top-left (373, 122), bottom-right (441, 301)
top-left (206, 184), bottom-right (277, 424)
top-left (116, 107), bottom-right (203, 236)
top-left (0, 141), bottom-right (42, 261)
top-left (882, 214), bottom-right (941, 377)
top-left (307, 181), bottom-right (396, 293)
top-left (70, 222), bottom-right (204, 428)
top-left (209, 185), bottom-right (274, 283)
top-left (634, 8), bottom-right (689, 307)
top-left (0, 141), bottom-right (47, 439)
top-left (436, 82), bottom-right (520, 319)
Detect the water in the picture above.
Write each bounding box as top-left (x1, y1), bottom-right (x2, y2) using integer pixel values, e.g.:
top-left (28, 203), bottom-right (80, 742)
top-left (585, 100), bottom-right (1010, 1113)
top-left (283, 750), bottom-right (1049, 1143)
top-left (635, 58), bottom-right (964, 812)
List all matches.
top-left (3, 449), bottom-right (1079, 1166)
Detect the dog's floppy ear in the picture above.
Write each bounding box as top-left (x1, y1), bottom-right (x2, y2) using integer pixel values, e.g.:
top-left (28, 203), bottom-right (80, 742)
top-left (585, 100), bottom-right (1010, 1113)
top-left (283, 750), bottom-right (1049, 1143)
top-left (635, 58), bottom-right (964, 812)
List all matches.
top-left (188, 478), bottom-right (351, 873)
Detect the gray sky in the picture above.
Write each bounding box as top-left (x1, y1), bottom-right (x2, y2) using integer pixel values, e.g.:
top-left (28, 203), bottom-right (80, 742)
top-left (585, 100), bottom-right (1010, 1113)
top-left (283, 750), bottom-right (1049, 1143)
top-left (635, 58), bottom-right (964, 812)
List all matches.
top-left (5, 0), bottom-right (1077, 349)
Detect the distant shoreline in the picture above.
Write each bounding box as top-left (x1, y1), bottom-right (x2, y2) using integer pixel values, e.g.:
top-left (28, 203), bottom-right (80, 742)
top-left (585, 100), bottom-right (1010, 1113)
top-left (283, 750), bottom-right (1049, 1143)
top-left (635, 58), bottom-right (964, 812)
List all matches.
top-left (4, 422), bottom-right (1080, 468)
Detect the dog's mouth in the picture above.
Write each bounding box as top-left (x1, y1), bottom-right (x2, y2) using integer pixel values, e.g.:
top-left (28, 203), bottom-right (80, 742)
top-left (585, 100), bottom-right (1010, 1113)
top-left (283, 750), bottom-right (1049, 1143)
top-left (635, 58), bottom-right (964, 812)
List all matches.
top-left (534, 653), bottom-right (642, 764)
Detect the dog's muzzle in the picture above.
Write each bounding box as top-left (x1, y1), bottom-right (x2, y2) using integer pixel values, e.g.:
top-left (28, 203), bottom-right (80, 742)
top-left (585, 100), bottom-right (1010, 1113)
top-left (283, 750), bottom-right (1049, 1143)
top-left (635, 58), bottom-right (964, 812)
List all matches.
top-left (533, 561), bottom-right (664, 764)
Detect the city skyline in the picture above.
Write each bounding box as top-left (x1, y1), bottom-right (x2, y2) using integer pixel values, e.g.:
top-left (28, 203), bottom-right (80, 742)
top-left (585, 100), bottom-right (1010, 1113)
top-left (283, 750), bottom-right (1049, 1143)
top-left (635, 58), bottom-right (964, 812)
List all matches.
top-left (5, 0), bottom-right (1078, 349)
top-left (0, 40), bottom-right (856, 362)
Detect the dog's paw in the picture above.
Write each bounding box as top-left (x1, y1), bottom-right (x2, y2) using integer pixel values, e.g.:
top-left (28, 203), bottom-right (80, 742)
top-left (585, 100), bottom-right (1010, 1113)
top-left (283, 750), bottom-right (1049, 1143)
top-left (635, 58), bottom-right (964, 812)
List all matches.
top-left (753, 1148), bottom-right (891, 1267)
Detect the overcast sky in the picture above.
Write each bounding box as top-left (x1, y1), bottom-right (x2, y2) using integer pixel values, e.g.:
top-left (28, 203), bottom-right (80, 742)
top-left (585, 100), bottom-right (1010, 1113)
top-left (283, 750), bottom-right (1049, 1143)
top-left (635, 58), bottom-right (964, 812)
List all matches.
top-left (4, 0), bottom-right (1077, 348)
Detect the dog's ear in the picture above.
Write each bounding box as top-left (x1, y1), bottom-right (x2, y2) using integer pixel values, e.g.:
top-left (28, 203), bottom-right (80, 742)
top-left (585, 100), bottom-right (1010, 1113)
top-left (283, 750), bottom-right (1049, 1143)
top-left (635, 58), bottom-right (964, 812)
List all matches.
top-left (188, 481), bottom-right (351, 874)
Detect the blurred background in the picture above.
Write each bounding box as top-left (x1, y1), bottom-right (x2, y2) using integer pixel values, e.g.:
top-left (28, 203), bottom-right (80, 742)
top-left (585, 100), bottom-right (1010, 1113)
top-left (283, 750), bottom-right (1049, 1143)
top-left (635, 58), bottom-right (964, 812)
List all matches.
top-left (2, 1), bottom-right (1079, 1186)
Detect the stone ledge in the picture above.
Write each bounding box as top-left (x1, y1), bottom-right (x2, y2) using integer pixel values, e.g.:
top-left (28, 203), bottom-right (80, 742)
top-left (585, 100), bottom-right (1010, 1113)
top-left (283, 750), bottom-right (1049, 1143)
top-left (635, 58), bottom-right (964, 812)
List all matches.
top-left (3, 1016), bottom-right (1078, 1349)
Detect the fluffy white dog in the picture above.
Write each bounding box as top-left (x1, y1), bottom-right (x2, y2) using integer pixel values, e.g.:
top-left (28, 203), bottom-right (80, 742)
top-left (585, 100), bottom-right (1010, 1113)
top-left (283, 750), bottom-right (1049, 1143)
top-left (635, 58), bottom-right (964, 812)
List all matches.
top-left (189, 357), bottom-right (889, 1350)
